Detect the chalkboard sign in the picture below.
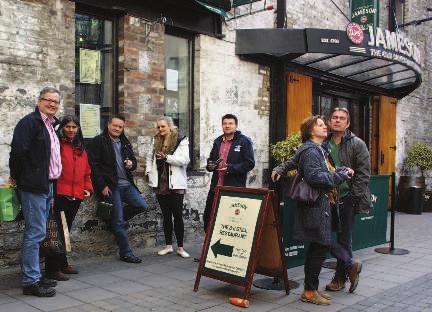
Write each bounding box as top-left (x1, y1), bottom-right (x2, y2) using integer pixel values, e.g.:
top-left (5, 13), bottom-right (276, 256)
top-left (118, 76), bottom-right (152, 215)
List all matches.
top-left (194, 186), bottom-right (289, 300)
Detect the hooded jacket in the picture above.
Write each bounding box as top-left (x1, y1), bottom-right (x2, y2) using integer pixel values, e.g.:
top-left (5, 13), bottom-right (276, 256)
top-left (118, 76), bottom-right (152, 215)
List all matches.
top-left (87, 127), bottom-right (138, 196)
top-left (207, 130), bottom-right (255, 191)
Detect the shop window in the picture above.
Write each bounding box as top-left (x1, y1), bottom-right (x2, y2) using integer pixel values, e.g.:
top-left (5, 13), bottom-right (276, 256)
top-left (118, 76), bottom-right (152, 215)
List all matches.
top-left (164, 32), bottom-right (194, 164)
top-left (75, 13), bottom-right (115, 139)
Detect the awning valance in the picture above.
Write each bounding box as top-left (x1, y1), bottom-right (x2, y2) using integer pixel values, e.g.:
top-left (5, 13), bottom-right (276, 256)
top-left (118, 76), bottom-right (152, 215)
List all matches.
top-left (236, 28), bottom-right (422, 98)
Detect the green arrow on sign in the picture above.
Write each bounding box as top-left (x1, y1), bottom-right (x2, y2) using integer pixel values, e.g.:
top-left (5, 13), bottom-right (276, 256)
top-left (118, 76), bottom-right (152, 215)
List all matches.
top-left (211, 239), bottom-right (234, 258)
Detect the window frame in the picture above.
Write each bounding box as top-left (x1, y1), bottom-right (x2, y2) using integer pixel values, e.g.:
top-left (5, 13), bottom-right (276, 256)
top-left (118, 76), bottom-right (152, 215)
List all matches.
top-left (164, 26), bottom-right (196, 169)
top-left (75, 4), bottom-right (119, 136)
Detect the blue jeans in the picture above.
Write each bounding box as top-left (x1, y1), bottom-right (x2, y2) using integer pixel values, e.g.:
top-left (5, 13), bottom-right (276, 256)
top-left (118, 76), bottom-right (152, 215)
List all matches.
top-left (330, 195), bottom-right (355, 281)
top-left (20, 184), bottom-right (53, 286)
top-left (111, 184), bottom-right (148, 257)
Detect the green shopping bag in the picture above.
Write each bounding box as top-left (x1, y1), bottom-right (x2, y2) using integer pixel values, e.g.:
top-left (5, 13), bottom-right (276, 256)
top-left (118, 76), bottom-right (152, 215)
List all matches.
top-left (0, 187), bottom-right (20, 221)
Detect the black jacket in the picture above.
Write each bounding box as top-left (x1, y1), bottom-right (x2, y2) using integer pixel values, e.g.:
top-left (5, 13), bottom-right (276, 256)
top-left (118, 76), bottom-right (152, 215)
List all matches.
top-left (9, 107), bottom-right (59, 194)
top-left (87, 128), bottom-right (138, 196)
top-left (207, 131), bottom-right (255, 191)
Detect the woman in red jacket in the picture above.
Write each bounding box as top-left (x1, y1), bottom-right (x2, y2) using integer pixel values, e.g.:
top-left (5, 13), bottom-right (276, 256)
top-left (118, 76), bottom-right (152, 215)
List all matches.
top-left (45, 115), bottom-right (93, 281)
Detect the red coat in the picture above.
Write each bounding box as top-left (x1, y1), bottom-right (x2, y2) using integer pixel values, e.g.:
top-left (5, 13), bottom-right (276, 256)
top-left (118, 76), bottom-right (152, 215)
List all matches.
top-left (56, 140), bottom-right (93, 200)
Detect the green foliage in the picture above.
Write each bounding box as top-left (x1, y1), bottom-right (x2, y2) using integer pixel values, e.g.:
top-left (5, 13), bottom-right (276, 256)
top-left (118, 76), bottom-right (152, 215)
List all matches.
top-left (406, 142), bottom-right (432, 176)
top-left (271, 133), bottom-right (302, 164)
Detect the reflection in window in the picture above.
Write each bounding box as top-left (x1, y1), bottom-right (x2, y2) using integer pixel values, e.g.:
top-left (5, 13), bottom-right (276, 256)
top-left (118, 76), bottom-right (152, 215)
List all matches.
top-left (75, 14), bottom-right (114, 138)
top-left (164, 34), bottom-right (192, 147)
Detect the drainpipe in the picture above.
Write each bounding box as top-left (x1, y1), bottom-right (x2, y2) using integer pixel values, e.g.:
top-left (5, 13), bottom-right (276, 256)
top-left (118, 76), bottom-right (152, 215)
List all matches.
top-left (388, 0), bottom-right (396, 31)
top-left (276, 0), bottom-right (286, 28)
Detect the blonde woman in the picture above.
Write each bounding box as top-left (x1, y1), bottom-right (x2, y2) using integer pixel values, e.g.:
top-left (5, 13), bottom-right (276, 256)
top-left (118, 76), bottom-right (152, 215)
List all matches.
top-left (146, 116), bottom-right (190, 258)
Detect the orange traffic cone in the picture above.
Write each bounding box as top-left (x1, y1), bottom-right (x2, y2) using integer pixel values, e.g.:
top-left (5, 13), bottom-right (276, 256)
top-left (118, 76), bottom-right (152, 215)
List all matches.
top-left (229, 297), bottom-right (250, 308)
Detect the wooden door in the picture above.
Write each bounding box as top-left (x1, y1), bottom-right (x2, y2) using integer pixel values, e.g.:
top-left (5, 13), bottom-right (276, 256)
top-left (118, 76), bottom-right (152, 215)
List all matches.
top-left (378, 96), bottom-right (397, 174)
top-left (286, 72), bottom-right (312, 136)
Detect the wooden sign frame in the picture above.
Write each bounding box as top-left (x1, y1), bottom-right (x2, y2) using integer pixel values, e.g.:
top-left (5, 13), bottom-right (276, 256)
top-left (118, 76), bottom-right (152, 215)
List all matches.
top-left (194, 186), bottom-right (289, 300)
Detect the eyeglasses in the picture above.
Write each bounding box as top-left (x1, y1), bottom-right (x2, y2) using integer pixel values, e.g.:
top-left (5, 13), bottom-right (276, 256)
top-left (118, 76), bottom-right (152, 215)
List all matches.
top-left (40, 98), bottom-right (60, 105)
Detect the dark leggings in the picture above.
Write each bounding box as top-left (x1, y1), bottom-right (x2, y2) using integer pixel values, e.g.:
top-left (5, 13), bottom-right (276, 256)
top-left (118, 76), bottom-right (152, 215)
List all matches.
top-left (304, 242), bottom-right (330, 290)
top-left (156, 193), bottom-right (185, 247)
top-left (45, 195), bottom-right (81, 274)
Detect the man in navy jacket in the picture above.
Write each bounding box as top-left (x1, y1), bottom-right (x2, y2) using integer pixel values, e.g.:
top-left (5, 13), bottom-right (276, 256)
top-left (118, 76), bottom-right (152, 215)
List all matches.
top-left (203, 114), bottom-right (255, 232)
top-left (9, 86), bottom-right (62, 297)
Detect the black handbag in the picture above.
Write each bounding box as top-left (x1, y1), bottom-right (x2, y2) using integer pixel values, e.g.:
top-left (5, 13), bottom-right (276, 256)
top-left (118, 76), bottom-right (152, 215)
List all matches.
top-left (287, 173), bottom-right (320, 205)
top-left (96, 199), bottom-right (114, 221)
top-left (40, 205), bottom-right (65, 256)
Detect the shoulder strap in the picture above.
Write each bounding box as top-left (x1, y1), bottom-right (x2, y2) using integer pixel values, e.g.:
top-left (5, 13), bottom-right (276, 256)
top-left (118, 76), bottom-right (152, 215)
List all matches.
top-left (173, 136), bottom-right (186, 153)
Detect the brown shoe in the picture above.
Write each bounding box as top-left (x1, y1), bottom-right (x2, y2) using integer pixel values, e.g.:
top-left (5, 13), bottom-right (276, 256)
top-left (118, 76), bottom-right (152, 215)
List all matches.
top-left (318, 291), bottom-right (331, 300)
top-left (301, 291), bottom-right (331, 305)
top-left (46, 271), bottom-right (69, 281)
top-left (325, 276), bottom-right (345, 291)
top-left (347, 262), bottom-right (362, 293)
top-left (62, 265), bottom-right (79, 274)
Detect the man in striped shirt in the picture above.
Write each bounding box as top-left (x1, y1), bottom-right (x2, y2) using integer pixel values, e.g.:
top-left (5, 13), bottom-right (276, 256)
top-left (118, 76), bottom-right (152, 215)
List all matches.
top-left (9, 86), bottom-right (62, 297)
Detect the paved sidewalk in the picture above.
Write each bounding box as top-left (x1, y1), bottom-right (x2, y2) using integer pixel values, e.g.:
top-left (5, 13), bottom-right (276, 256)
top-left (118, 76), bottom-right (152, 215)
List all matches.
top-left (0, 212), bottom-right (431, 312)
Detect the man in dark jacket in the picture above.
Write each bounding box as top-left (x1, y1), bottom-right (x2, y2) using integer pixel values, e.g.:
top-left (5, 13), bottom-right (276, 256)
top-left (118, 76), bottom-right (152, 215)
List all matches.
top-left (9, 86), bottom-right (62, 297)
top-left (323, 107), bottom-right (371, 293)
top-left (88, 115), bottom-right (147, 263)
top-left (203, 114), bottom-right (255, 232)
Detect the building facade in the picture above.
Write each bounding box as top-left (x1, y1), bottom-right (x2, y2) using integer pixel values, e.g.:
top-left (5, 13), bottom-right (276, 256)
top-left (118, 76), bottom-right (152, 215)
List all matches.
top-left (0, 0), bottom-right (430, 267)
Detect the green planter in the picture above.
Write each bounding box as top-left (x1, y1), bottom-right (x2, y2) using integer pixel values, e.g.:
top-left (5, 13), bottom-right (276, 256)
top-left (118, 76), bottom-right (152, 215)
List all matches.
top-left (282, 174), bottom-right (389, 268)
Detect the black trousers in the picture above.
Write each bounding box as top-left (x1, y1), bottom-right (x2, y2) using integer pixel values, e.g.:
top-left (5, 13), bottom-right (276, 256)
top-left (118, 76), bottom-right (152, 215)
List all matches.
top-left (45, 195), bottom-right (81, 274)
top-left (157, 193), bottom-right (185, 247)
top-left (304, 242), bottom-right (330, 290)
top-left (203, 191), bottom-right (215, 233)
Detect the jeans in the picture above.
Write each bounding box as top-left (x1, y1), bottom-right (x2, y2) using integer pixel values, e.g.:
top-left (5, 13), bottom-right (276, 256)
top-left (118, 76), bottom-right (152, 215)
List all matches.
top-left (304, 242), bottom-right (330, 290)
top-left (157, 193), bottom-right (185, 247)
top-left (330, 195), bottom-right (355, 281)
top-left (45, 195), bottom-right (81, 274)
top-left (111, 184), bottom-right (148, 257)
top-left (20, 184), bottom-right (53, 286)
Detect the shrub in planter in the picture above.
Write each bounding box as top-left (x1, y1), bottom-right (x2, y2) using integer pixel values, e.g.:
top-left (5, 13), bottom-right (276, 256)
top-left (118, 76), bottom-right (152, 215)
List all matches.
top-left (405, 142), bottom-right (432, 177)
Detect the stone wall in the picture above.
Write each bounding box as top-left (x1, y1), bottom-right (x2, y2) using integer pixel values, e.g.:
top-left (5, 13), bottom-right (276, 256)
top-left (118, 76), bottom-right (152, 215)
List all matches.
top-left (395, 0), bottom-right (432, 189)
top-left (0, 0), bottom-right (75, 266)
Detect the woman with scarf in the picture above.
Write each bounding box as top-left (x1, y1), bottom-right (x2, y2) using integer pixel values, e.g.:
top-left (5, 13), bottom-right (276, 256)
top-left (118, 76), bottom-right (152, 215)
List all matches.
top-left (45, 115), bottom-right (93, 281)
top-left (146, 116), bottom-right (190, 258)
top-left (272, 115), bottom-right (353, 305)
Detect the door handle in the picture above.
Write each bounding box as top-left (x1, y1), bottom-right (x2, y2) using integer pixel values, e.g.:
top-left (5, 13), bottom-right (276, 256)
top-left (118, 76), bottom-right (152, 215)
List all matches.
top-left (380, 151), bottom-right (384, 165)
top-left (389, 145), bottom-right (396, 150)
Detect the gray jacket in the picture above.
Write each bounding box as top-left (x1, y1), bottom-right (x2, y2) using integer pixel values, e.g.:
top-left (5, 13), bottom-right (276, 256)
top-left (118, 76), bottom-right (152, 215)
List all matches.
top-left (323, 130), bottom-right (372, 214)
top-left (274, 130), bottom-right (372, 214)
top-left (292, 141), bottom-right (349, 246)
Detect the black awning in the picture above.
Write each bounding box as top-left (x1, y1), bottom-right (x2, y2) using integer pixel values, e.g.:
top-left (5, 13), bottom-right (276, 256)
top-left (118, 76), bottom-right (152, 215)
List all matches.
top-left (235, 28), bottom-right (422, 99)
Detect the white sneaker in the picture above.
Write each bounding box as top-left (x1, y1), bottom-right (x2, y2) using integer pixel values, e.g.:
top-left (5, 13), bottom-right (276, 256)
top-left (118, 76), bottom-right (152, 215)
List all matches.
top-left (177, 249), bottom-right (190, 258)
top-left (157, 247), bottom-right (173, 256)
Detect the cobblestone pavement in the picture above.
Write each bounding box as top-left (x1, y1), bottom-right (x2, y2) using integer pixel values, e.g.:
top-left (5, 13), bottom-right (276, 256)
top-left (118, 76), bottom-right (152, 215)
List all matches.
top-left (339, 273), bottom-right (432, 312)
top-left (0, 212), bottom-right (431, 312)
